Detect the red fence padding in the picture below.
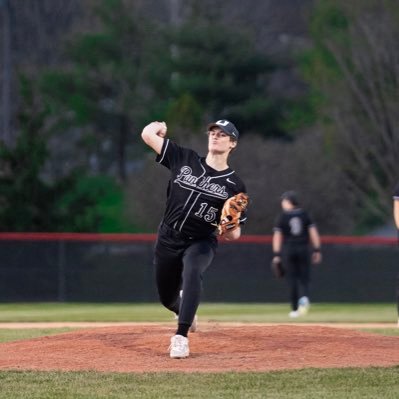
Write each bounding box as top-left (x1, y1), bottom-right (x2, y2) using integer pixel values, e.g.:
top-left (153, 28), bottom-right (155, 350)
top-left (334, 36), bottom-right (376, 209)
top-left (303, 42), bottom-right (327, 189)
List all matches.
top-left (0, 232), bottom-right (156, 242)
top-left (234, 234), bottom-right (398, 246)
top-left (0, 232), bottom-right (396, 246)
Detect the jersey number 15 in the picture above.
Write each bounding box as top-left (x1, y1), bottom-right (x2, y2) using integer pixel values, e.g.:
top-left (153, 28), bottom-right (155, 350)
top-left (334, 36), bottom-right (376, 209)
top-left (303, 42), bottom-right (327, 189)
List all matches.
top-left (195, 202), bottom-right (218, 223)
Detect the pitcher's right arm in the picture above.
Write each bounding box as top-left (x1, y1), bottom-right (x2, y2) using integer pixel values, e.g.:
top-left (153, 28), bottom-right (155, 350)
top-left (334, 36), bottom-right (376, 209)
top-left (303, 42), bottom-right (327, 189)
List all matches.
top-left (141, 121), bottom-right (167, 155)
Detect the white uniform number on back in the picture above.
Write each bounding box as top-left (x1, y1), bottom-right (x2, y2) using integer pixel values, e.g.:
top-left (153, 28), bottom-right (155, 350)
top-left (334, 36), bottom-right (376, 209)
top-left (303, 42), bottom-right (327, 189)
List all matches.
top-left (289, 217), bottom-right (303, 236)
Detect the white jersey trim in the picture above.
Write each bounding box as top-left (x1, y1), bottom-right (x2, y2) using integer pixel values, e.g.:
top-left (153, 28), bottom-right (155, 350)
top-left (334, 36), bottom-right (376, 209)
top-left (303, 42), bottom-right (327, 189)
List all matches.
top-left (178, 192), bottom-right (201, 232)
top-left (175, 162), bottom-right (206, 231)
top-left (174, 158), bottom-right (240, 232)
top-left (157, 139), bottom-right (169, 164)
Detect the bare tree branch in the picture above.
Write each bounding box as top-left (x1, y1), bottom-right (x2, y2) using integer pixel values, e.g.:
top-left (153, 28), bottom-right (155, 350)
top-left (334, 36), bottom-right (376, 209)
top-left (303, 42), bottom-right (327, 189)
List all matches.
top-left (314, 1), bottom-right (399, 221)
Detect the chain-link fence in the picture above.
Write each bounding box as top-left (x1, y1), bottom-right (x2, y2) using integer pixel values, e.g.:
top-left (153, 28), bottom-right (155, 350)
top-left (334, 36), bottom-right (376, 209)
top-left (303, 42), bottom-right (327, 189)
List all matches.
top-left (0, 233), bottom-right (397, 302)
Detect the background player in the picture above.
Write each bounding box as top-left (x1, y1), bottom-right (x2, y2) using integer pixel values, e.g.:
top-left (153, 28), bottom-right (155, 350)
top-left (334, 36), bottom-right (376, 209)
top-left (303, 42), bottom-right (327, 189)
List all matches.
top-left (392, 183), bottom-right (399, 327)
top-left (141, 119), bottom-right (248, 358)
top-left (272, 191), bottom-right (322, 318)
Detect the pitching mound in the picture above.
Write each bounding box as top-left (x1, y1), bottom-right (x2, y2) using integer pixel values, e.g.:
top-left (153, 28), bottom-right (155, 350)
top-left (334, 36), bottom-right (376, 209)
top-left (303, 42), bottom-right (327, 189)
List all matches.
top-left (0, 324), bottom-right (398, 372)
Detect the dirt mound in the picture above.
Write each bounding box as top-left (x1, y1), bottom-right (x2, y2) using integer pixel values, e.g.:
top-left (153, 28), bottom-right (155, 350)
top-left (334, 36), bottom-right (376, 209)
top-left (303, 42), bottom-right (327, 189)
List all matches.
top-left (0, 324), bottom-right (398, 372)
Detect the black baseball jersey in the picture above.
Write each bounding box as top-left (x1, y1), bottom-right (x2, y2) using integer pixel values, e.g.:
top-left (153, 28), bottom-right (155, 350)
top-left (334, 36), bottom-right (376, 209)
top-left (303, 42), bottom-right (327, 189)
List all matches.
top-left (273, 208), bottom-right (315, 245)
top-left (156, 139), bottom-right (247, 238)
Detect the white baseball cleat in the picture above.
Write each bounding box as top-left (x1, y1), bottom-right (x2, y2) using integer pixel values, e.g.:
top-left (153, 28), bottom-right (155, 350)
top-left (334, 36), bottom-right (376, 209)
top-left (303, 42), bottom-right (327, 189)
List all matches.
top-left (169, 334), bottom-right (189, 359)
top-left (289, 310), bottom-right (300, 318)
top-left (298, 296), bottom-right (310, 315)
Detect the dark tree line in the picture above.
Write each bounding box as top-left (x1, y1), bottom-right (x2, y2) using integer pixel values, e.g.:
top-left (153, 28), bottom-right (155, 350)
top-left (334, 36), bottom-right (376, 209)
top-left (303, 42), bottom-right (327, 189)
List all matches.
top-left (0, 0), bottom-right (397, 234)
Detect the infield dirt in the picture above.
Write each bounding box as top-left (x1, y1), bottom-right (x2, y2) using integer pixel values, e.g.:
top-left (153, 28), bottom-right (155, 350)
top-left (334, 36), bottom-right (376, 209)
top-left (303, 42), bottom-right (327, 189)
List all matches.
top-left (0, 323), bottom-right (398, 372)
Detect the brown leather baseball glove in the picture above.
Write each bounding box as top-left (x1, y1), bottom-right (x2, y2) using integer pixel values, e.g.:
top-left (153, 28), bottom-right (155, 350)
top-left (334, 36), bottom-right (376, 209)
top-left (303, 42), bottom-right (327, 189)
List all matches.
top-left (217, 193), bottom-right (249, 235)
top-left (271, 256), bottom-right (285, 278)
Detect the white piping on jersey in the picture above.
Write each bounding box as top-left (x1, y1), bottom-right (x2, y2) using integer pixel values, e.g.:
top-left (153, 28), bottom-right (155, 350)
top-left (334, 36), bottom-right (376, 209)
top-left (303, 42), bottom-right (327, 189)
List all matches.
top-left (178, 192), bottom-right (201, 231)
top-left (175, 160), bottom-right (236, 232)
top-left (175, 160), bottom-right (206, 232)
top-left (200, 158), bottom-right (236, 180)
top-left (174, 164), bottom-right (235, 200)
top-left (212, 170), bottom-right (235, 179)
top-left (183, 191), bottom-right (194, 209)
top-left (157, 139), bottom-right (169, 164)
top-left (174, 191), bottom-right (195, 229)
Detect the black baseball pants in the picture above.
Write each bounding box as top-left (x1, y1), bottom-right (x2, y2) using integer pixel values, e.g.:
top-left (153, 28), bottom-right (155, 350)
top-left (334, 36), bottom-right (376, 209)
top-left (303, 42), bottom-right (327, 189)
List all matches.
top-left (154, 223), bottom-right (217, 328)
top-left (283, 244), bottom-right (311, 311)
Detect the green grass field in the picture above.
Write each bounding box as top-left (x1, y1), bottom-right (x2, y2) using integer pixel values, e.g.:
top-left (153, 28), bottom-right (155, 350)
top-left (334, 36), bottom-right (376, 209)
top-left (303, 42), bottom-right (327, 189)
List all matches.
top-left (0, 368), bottom-right (399, 399)
top-left (0, 302), bottom-right (397, 323)
top-left (0, 303), bottom-right (398, 398)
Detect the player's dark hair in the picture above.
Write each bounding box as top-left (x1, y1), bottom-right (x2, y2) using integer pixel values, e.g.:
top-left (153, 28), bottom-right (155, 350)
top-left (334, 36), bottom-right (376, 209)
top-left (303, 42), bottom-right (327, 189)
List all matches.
top-left (229, 137), bottom-right (237, 154)
top-left (281, 191), bottom-right (300, 207)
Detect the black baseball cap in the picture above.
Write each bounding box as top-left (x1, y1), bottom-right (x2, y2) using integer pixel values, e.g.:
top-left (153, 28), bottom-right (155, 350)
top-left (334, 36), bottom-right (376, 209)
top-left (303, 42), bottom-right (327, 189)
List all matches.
top-left (207, 119), bottom-right (239, 140)
top-left (281, 191), bottom-right (300, 206)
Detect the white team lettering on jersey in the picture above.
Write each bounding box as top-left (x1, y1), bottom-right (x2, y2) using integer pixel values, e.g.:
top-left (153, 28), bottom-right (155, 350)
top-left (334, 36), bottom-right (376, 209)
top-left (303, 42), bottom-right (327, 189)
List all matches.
top-left (174, 166), bottom-right (229, 199)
